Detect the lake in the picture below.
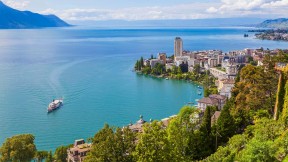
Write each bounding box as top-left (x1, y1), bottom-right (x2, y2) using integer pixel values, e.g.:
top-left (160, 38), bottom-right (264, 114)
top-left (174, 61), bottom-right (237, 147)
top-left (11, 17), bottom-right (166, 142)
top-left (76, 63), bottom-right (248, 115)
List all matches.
top-left (0, 27), bottom-right (287, 150)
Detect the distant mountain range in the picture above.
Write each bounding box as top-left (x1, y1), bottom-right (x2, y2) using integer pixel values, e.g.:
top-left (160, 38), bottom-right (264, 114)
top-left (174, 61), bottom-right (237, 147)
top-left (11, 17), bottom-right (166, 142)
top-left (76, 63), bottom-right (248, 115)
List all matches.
top-left (0, 1), bottom-right (70, 29)
top-left (257, 18), bottom-right (288, 29)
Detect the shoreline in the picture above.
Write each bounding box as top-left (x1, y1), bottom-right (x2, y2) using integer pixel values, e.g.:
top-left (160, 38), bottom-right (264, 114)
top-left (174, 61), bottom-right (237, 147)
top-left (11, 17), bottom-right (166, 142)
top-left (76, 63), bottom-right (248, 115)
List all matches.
top-left (135, 71), bottom-right (205, 86)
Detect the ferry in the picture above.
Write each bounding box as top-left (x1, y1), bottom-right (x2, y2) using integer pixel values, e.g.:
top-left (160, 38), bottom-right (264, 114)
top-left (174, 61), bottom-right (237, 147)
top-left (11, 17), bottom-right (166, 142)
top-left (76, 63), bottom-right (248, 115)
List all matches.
top-left (47, 98), bottom-right (63, 113)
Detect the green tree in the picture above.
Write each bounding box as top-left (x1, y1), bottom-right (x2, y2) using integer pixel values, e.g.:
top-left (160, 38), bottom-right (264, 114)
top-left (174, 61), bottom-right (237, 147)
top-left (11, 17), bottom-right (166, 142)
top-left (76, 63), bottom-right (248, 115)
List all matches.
top-left (54, 145), bottom-right (71, 162)
top-left (238, 139), bottom-right (275, 162)
top-left (167, 106), bottom-right (198, 161)
top-left (134, 60), bottom-right (140, 71)
top-left (140, 57), bottom-right (144, 67)
top-left (232, 64), bottom-right (278, 127)
top-left (46, 151), bottom-right (53, 162)
top-left (35, 151), bottom-right (48, 162)
top-left (214, 99), bottom-right (236, 146)
top-left (193, 64), bottom-right (201, 75)
top-left (203, 134), bottom-right (247, 162)
top-left (197, 106), bottom-right (213, 159)
top-left (86, 124), bottom-right (136, 162)
top-left (134, 121), bottom-right (171, 162)
top-left (0, 134), bottom-right (36, 162)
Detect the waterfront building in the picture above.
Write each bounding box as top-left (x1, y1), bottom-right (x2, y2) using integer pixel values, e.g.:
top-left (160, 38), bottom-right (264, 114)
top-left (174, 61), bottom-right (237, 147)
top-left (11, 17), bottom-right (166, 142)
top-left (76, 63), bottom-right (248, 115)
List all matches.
top-left (174, 37), bottom-right (183, 59)
top-left (158, 53), bottom-right (167, 64)
top-left (197, 94), bottom-right (226, 111)
top-left (197, 97), bottom-right (219, 111)
top-left (175, 56), bottom-right (190, 66)
top-left (143, 59), bottom-right (150, 66)
top-left (150, 59), bottom-right (164, 68)
top-left (67, 139), bottom-right (92, 162)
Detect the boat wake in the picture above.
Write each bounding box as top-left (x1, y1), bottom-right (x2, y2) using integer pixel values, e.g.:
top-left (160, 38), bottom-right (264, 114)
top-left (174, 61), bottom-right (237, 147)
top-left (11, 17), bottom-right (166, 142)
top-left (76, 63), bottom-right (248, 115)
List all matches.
top-left (48, 58), bottom-right (93, 103)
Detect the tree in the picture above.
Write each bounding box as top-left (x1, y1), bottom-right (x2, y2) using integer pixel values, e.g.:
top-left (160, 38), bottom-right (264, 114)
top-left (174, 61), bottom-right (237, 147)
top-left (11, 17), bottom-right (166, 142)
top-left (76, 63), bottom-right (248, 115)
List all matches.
top-left (232, 64), bottom-right (278, 126)
top-left (134, 60), bottom-right (140, 71)
top-left (0, 134), bottom-right (36, 162)
top-left (214, 99), bottom-right (236, 146)
top-left (179, 61), bottom-right (188, 73)
top-left (54, 145), bottom-right (72, 162)
top-left (167, 106), bottom-right (198, 161)
top-left (35, 151), bottom-right (48, 162)
top-left (238, 139), bottom-right (275, 162)
top-left (140, 57), bottom-right (144, 67)
top-left (46, 151), bottom-right (53, 162)
top-left (134, 121), bottom-right (171, 162)
top-left (197, 106), bottom-right (213, 159)
top-left (193, 64), bottom-right (201, 75)
top-left (86, 124), bottom-right (136, 162)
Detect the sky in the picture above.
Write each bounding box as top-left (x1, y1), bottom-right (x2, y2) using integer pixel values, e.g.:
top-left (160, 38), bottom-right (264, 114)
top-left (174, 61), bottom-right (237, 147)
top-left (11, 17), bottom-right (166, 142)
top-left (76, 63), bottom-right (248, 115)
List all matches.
top-left (1, 0), bottom-right (288, 21)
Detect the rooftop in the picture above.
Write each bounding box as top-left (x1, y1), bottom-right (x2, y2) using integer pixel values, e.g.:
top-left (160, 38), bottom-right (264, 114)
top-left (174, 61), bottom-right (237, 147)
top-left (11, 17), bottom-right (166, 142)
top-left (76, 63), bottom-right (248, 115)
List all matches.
top-left (198, 97), bottom-right (218, 105)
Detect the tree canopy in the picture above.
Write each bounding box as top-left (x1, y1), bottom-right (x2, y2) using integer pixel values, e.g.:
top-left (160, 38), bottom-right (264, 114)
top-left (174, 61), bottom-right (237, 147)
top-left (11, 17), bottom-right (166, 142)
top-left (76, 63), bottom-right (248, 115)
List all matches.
top-left (0, 134), bottom-right (36, 162)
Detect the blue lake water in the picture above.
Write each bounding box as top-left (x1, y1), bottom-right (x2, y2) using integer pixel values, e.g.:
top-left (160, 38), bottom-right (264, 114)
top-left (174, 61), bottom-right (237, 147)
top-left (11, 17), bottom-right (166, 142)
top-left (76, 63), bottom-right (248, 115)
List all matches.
top-left (0, 27), bottom-right (287, 151)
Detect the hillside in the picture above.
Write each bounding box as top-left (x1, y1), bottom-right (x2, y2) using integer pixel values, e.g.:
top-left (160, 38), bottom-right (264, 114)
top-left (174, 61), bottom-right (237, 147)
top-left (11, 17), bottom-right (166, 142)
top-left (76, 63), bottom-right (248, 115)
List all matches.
top-left (0, 1), bottom-right (70, 29)
top-left (257, 18), bottom-right (288, 29)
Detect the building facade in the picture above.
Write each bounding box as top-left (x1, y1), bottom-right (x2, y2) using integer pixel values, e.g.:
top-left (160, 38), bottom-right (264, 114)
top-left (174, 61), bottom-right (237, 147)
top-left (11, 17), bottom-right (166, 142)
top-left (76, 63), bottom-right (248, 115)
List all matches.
top-left (174, 37), bottom-right (183, 59)
top-left (67, 139), bottom-right (92, 162)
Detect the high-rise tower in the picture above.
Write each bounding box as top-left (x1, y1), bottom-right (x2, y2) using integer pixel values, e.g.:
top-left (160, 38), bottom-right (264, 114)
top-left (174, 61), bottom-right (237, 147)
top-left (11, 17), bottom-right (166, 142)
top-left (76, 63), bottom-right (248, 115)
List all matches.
top-left (174, 37), bottom-right (183, 59)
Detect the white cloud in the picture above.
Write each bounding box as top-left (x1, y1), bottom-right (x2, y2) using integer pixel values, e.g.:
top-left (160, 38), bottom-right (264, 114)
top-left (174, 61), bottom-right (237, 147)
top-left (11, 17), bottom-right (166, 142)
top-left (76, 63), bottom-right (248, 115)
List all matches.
top-left (261, 0), bottom-right (288, 8)
top-left (206, 7), bottom-right (218, 13)
top-left (40, 3), bottom-right (217, 21)
top-left (207, 0), bottom-right (288, 17)
top-left (2, 0), bottom-right (30, 10)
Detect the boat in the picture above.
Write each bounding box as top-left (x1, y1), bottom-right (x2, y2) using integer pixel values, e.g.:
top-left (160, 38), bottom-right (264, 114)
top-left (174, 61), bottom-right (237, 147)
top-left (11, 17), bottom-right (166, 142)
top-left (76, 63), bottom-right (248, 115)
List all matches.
top-left (47, 98), bottom-right (63, 113)
top-left (165, 78), bottom-right (169, 80)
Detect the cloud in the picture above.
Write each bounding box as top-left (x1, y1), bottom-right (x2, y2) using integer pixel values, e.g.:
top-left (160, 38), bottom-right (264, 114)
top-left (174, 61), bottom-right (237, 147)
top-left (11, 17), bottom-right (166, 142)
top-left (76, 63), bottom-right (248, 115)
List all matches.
top-left (2, 0), bottom-right (30, 10)
top-left (206, 7), bottom-right (218, 13)
top-left (207, 0), bottom-right (288, 17)
top-left (40, 3), bottom-right (217, 21)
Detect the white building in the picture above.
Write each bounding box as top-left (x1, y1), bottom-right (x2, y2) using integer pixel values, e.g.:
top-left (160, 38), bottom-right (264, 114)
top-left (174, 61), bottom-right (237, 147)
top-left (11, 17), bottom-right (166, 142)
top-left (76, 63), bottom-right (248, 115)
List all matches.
top-left (175, 56), bottom-right (190, 66)
top-left (217, 79), bottom-right (235, 98)
top-left (174, 37), bottom-right (183, 59)
top-left (208, 58), bottom-right (218, 68)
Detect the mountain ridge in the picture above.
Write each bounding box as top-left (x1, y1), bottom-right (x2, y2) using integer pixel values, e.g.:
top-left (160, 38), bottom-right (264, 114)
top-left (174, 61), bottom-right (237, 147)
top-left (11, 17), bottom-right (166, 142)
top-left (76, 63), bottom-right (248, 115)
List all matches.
top-left (257, 18), bottom-right (288, 29)
top-left (0, 1), bottom-right (70, 29)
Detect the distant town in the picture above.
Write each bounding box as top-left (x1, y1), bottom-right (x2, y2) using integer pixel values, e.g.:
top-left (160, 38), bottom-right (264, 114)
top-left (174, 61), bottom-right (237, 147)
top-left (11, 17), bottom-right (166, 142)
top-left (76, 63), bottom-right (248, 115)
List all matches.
top-left (249, 29), bottom-right (288, 41)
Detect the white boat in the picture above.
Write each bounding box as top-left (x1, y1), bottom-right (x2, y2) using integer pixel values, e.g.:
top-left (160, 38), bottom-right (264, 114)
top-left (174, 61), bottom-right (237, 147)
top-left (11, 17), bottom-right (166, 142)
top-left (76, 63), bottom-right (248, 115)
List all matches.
top-left (47, 98), bottom-right (63, 113)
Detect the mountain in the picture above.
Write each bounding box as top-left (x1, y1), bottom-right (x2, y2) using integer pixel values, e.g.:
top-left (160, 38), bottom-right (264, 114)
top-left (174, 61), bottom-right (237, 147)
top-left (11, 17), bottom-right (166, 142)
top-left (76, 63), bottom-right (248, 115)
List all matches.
top-left (0, 1), bottom-right (70, 29)
top-left (257, 18), bottom-right (288, 29)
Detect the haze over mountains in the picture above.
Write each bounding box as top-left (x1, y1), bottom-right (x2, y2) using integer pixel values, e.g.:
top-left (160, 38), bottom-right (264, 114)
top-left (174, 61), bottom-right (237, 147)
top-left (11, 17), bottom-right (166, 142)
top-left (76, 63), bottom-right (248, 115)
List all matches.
top-left (257, 18), bottom-right (288, 29)
top-left (0, 1), bottom-right (69, 29)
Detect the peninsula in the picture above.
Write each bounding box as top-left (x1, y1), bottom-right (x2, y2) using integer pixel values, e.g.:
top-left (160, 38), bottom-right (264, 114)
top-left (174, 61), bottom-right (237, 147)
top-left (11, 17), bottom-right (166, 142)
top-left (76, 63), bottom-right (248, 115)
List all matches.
top-left (248, 18), bottom-right (288, 41)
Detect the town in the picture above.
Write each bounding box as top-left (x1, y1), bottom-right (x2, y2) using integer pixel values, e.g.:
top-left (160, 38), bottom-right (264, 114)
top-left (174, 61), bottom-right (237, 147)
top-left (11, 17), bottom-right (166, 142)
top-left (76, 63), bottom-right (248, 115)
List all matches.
top-left (252, 29), bottom-right (288, 41)
top-left (65, 37), bottom-right (288, 161)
